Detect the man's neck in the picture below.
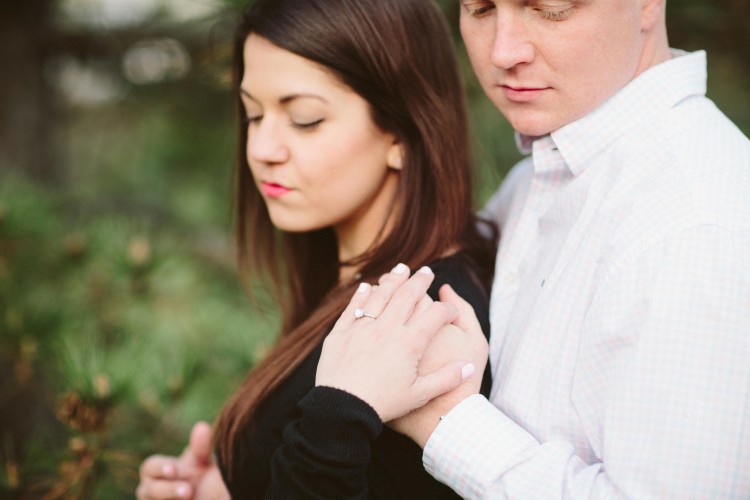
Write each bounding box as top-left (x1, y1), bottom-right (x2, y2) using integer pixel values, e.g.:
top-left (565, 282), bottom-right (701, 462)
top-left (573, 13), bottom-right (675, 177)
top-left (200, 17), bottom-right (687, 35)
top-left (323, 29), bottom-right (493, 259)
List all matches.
top-left (633, 26), bottom-right (671, 79)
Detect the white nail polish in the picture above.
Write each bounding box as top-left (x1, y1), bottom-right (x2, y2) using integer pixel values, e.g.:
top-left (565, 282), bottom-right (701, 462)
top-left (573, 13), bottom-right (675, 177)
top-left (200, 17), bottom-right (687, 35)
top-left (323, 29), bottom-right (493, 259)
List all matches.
top-left (163, 464), bottom-right (175, 477)
top-left (461, 363), bottom-right (475, 380)
top-left (392, 263), bottom-right (408, 274)
top-left (417, 266), bottom-right (433, 275)
top-left (357, 282), bottom-right (370, 293)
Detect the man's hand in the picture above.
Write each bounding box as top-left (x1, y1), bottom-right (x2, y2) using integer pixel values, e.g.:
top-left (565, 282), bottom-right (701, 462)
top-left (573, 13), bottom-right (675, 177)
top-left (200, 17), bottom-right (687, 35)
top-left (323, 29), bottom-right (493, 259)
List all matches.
top-left (136, 421), bottom-right (229, 500)
top-left (390, 284), bottom-right (488, 447)
top-left (316, 264), bottom-right (477, 422)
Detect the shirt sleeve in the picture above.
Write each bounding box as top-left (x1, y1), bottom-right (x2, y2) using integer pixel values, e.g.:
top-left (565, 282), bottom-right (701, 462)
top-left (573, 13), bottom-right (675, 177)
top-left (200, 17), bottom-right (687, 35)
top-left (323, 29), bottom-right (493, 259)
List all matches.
top-left (424, 225), bottom-right (750, 499)
top-left (267, 386), bottom-right (382, 499)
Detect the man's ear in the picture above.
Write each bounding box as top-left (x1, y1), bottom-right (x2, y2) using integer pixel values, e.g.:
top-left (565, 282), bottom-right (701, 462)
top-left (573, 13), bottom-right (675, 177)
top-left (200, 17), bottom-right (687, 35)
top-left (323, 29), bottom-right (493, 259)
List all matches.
top-left (640, 0), bottom-right (665, 32)
top-left (386, 141), bottom-right (404, 171)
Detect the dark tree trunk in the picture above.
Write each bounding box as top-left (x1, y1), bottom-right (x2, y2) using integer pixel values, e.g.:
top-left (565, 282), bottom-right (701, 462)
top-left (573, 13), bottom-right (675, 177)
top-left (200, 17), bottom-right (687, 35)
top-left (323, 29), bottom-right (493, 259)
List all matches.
top-left (0, 0), bottom-right (59, 183)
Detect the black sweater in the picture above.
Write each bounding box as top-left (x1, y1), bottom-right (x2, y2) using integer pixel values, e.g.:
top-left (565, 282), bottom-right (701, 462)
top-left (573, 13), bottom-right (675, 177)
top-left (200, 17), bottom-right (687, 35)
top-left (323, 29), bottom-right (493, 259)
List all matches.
top-left (219, 253), bottom-right (492, 499)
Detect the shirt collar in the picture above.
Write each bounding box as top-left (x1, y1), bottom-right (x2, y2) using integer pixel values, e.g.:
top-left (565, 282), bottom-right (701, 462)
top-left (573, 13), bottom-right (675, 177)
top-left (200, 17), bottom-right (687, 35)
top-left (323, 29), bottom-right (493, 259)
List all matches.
top-left (516, 49), bottom-right (708, 176)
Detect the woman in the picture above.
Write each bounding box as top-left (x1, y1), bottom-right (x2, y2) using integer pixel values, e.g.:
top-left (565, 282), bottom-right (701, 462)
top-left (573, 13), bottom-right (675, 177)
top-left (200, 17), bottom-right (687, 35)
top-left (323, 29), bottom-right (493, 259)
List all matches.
top-left (137, 0), bottom-right (496, 497)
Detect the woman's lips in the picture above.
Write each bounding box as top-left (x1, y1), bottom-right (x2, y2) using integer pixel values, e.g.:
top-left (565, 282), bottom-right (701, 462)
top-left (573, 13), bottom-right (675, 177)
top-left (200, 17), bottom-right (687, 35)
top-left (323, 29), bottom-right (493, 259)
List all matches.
top-left (261, 182), bottom-right (291, 198)
top-left (501, 85), bottom-right (550, 102)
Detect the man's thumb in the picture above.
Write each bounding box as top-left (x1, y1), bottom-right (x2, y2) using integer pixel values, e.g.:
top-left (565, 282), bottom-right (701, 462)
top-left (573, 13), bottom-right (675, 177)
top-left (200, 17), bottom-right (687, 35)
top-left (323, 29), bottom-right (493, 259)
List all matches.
top-left (439, 284), bottom-right (482, 333)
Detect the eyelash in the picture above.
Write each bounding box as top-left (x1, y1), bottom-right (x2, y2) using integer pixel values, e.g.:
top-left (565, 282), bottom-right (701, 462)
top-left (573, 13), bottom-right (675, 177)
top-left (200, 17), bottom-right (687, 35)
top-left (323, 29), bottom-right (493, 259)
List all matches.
top-left (464, 2), bottom-right (495, 17)
top-left (537, 7), bottom-right (572, 21)
top-left (243, 116), bottom-right (324, 130)
top-left (465, 3), bottom-right (573, 21)
top-left (292, 119), bottom-right (324, 130)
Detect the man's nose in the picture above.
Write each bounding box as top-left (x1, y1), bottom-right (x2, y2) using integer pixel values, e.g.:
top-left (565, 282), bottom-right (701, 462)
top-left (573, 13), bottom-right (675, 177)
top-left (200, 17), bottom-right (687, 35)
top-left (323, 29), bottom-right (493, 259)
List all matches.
top-left (490, 12), bottom-right (535, 70)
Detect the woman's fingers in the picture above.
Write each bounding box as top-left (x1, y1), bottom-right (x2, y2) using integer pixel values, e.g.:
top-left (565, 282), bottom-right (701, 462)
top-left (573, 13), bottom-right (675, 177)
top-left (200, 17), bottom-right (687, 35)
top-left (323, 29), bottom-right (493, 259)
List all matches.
top-left (136, 479), bottom-right (192, 499)
top-left (137, 456), bottom-right (192, 499)
top-left (319, 264), bottom-right (467, 421)
top-left (140, 455), bottom-right (178, 481)
top-left (332, 262), bottom-right (420, 332)
top-left (376, 266), bottom-right (436, 325)
top-left (331, 281), bottom-right (373, 330)
top-left (360, 263), bottom-right (412, 320)
top-left (413, 293), bottom-right (434, 316)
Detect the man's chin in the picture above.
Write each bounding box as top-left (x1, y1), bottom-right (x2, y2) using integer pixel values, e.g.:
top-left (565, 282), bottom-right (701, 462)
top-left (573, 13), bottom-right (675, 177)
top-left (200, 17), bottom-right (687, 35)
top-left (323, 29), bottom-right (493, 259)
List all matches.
top-left (501, 111), bottom-right (559, 138)
top-left (511, 123), bottom-right (556, 139)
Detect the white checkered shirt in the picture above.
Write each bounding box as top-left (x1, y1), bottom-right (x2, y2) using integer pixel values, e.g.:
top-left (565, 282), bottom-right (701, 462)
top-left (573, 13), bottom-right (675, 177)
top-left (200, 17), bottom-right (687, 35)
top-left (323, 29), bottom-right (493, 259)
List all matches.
top-left (423, 50), bottom-right (750, 499)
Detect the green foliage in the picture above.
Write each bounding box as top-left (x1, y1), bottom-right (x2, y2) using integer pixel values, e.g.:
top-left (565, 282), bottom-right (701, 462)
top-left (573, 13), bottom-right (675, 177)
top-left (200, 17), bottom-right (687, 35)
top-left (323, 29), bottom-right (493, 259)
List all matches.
top-left (0, 171), bottom-right (276, 498)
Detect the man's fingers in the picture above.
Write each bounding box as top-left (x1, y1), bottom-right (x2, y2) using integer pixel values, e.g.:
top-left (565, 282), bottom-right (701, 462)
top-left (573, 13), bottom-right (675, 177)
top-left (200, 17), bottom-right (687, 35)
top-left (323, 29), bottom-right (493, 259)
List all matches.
top-left (411, 360), bottom-right (474, 410)
top-left (439, 284), bottom-right (482, 332)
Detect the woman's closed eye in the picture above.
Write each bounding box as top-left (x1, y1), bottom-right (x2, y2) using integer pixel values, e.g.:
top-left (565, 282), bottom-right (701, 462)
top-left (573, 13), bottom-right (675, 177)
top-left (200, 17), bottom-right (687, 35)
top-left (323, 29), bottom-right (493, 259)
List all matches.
top-left (291, 118), bottom-right (324, 130)
top-left (243, 115), bottom-right (323, 131)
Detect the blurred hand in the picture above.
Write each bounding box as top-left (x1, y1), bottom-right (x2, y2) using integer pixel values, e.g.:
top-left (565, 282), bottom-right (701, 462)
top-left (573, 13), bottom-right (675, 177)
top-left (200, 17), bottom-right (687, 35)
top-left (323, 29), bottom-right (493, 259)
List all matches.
top-left (316, 265), bottom-right (476, 422)
top-left (389, 284), bottom-right (488, 447)
top-left (136, 421), bottom-right (229, 500)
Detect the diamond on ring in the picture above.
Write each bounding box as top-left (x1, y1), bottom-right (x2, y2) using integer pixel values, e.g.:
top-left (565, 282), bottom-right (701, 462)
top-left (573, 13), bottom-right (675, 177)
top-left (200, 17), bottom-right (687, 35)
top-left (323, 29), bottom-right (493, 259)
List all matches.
top-left (354, 308), bottom-right (377, 320)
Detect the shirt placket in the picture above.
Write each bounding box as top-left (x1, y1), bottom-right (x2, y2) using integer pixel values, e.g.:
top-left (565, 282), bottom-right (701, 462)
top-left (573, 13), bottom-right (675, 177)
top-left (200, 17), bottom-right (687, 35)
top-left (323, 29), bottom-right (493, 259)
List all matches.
top-left (489, 138), bottom-right (570, 387)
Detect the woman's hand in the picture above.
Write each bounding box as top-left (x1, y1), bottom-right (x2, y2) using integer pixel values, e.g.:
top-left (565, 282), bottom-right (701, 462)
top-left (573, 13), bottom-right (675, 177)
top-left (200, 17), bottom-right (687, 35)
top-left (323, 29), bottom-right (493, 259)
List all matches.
top-left (136, 422), bottom-right (230, 500)
top-left (316, 264), bottom-right (477, 422)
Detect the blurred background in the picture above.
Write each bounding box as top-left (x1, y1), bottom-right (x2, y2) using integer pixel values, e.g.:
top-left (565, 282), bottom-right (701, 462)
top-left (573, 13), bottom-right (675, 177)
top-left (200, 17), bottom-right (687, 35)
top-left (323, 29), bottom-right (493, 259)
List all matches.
top-left (1, 0), bottom-right (748, 497)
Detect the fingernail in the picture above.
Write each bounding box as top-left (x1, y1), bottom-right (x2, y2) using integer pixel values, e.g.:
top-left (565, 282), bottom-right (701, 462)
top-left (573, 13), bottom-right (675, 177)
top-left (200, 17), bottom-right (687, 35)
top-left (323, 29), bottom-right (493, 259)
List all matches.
top-left (392, 263), bottom-right (408, 274)
top-left (461, 363), bottom-right (475, 381)
top-left (176, 485), bottom-right (189, 498)
top-left (417, 266), bottom-right (433, 275)
top-left (357, 282), bottom-right (370, 293)
top-left (163, 463), bottom-right (175, 477)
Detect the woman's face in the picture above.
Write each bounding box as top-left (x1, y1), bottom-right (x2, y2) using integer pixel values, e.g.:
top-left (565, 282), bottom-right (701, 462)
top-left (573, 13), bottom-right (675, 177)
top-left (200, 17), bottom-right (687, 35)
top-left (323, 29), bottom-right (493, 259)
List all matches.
top-left (240, 35), bottom-right (402, 261)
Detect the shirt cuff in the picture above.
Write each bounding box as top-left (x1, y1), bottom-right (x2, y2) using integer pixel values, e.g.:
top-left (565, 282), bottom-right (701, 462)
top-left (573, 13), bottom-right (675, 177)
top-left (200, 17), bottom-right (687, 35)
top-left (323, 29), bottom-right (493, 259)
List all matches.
top-left (423, 394), bottom-right (538, 499)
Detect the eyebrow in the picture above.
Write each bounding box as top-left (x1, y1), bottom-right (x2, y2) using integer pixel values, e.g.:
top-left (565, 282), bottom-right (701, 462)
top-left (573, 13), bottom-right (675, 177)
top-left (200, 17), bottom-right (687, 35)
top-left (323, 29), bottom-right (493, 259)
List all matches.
top-left (239, 88), bottom-right (329, 105)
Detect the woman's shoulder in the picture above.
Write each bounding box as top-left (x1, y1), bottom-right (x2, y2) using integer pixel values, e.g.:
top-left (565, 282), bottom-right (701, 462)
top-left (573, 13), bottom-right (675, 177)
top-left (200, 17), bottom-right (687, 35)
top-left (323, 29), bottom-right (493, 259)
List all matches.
top-left (425, 252), bottom-right (489, 307)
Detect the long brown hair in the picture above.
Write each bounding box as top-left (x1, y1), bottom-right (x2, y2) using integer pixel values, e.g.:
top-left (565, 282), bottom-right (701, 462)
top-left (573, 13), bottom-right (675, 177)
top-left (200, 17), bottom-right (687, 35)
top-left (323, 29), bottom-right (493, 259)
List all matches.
top-left (215, 0), bottom-right (496, 470)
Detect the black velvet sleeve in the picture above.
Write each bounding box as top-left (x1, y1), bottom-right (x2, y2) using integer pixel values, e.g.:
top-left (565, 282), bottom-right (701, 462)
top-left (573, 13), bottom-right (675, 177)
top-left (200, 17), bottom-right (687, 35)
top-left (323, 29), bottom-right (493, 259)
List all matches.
top-left (266, 387), bottom-right (382, 499)
top-left (262, 254), bottom-right (491, 499)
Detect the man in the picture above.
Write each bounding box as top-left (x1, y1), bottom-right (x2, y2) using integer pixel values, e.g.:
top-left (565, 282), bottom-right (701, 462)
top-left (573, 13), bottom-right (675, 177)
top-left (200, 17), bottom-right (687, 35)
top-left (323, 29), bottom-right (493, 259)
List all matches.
top-left (139, 0), bottom-right (750, 497)
top-left (320, 0), bottom-right (750, 497)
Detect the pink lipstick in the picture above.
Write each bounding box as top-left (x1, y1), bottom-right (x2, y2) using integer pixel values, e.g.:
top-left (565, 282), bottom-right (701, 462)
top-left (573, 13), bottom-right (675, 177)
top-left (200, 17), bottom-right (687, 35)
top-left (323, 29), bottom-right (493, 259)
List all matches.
top-left (261, 182), bottom-right (291, 198)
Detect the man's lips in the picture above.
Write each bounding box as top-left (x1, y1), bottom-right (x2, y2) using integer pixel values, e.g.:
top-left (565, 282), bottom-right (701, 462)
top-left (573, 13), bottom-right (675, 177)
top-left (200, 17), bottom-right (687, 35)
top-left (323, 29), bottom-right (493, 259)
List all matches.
top-left (500, 85), bottom-right (550, 102)
top-left (261, 182), bottom-right (291, 198)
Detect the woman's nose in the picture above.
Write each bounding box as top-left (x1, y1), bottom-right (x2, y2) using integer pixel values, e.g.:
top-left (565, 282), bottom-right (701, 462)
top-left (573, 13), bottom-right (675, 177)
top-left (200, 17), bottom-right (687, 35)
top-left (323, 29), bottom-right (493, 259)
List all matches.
top-left (247, 118), bottom-right (290, 165)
